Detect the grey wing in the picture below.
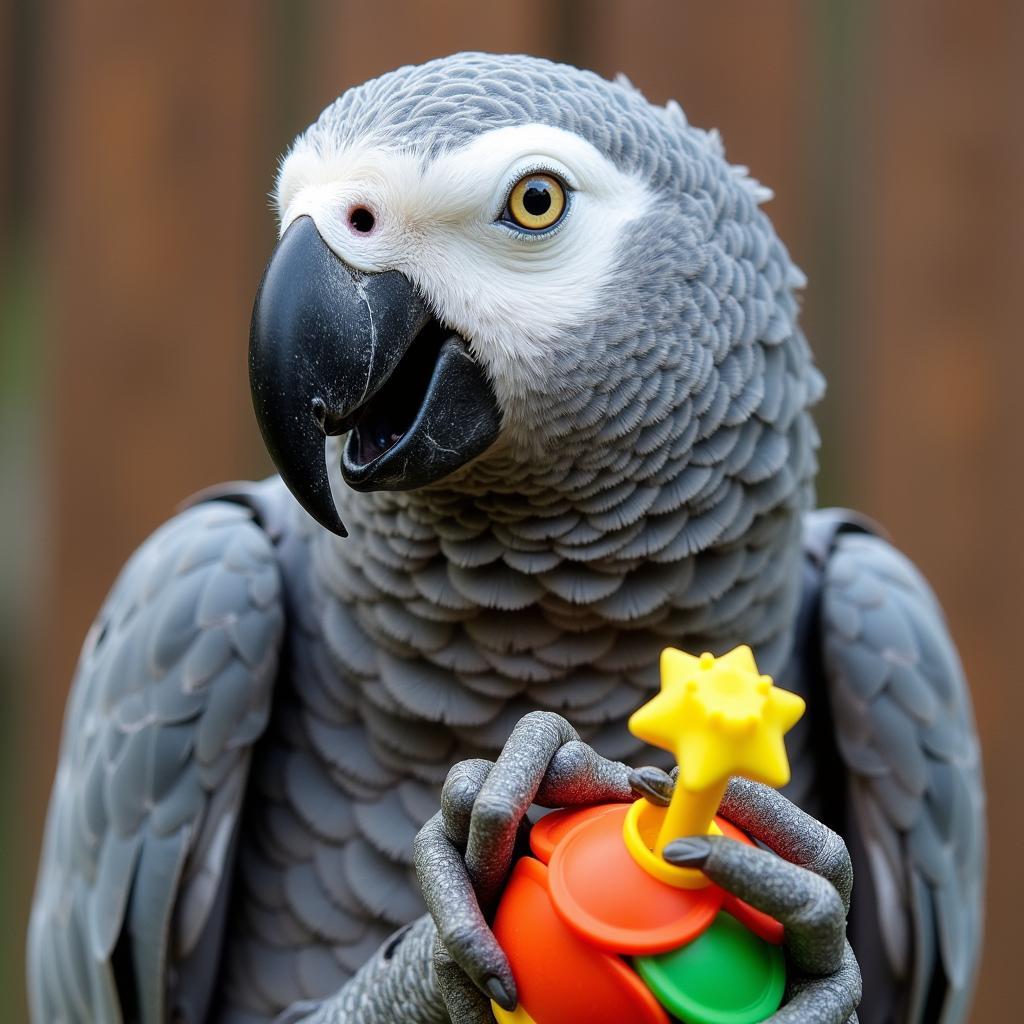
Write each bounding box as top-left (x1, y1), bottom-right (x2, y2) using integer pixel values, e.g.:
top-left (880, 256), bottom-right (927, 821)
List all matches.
top-left (821, 532), bottom-right (985, 1024)
top-left (28, 499), bottom-right (285, 1024)
top-left (214, 485), bottom-right (444, 1022)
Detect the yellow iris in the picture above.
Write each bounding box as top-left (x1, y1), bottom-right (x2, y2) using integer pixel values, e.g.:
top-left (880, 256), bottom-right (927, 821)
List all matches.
top-left (506, 173), bottom-right (566, 230)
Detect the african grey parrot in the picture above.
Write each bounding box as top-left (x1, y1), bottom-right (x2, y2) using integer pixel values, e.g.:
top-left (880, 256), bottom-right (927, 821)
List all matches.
top-left (28, 53), bottom-right (984, 1024)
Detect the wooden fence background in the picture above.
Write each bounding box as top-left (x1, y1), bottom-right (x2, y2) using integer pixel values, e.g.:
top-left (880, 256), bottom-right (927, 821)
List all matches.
top-left (1, 1), bottom-right (1020, 1019)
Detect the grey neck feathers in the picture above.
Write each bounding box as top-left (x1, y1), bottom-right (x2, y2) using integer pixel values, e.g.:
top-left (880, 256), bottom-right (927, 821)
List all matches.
top-left (308, 340), bottom-right (819, 768)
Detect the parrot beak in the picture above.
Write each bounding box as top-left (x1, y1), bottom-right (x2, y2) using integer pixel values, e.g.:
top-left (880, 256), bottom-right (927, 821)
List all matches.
top-left (249, 216), bottom-right (502, 536)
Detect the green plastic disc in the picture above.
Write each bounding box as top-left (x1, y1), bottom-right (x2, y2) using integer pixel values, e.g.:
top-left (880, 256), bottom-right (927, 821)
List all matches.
top-left (633, 911), bottom-right (786, 1024)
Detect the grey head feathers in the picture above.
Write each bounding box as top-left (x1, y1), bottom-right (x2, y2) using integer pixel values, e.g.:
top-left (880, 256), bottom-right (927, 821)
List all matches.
top-left (301, 53), bottom-right (766, 200)
top-left (293, 52), bottom-right (825, 759)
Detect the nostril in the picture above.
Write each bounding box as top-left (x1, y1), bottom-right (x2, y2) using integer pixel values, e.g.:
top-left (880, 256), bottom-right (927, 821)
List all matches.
top-left (311, 397), bottom-right (327, 432)
top-left (348, 206), bottom-right (376, 234)
top-left (311, 398), bottom-right (353, 436)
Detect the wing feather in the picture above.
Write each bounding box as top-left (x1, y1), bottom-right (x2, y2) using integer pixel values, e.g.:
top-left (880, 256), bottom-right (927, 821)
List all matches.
top-left (28, 500), bottom-right (284, 1023)
top-left (822, 532), bottom-right (984, 1023)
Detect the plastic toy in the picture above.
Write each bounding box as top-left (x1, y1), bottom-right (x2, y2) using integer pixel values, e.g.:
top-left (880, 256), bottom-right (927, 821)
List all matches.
top-left (489, 645), bottom-right (805, 1024)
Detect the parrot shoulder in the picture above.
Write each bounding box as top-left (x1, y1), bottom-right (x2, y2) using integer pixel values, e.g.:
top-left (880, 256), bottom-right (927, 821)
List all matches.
top-left (28, 494), bottom-right (285, 1024)
top-left (821, 529), bottom-right (985, 1024)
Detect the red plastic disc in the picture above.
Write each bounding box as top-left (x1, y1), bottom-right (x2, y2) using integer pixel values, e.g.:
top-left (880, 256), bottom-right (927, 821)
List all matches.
top-left (547, 804), bottom-right (723, 955)
top-left (530, 805), bottom-right (624, 864)
top-left (493, 856), bottom-right (670, 1024)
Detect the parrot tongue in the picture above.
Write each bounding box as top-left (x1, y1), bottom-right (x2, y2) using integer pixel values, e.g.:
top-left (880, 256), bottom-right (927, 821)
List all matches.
top-left (340, 327), bottom-right (500, 492)
top-left (348, 318), bottom-right (449, 465)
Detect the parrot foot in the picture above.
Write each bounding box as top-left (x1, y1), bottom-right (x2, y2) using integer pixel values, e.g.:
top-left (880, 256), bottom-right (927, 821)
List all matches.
top-left (415, 713), bottom-right (861, 1024)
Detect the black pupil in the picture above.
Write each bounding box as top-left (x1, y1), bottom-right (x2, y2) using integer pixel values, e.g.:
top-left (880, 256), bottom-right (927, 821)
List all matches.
top-left (522, 182), bottom-right (552, 216)
top-left (350, 207), bottom-right (375, 233)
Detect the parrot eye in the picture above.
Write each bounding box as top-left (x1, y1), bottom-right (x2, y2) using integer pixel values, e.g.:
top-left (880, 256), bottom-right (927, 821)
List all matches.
top-left (502, 173), bottom-right (567, 232)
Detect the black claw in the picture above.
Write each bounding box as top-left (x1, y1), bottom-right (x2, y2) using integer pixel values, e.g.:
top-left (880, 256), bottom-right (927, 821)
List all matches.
top-left (662, 835), bottom-right (713, 867)
top-left (629, 765), bottom-right (675, 806)
top-left (484, 976), bottom-right (515, 1011)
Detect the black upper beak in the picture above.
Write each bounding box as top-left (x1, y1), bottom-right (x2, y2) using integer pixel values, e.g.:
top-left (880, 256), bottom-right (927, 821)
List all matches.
top-left (249, 216), bottom-right (501, 536)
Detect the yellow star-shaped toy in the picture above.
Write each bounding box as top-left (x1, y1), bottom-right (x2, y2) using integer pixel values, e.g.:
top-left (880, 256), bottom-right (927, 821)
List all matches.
top-left (628, 645), bottom-right (805, 855)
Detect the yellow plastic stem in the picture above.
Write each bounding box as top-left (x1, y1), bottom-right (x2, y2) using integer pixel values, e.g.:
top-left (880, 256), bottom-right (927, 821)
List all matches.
top-left (653, 779), bottom-right (727, 855)
top-left (628, 645), bottom-right (807, 873)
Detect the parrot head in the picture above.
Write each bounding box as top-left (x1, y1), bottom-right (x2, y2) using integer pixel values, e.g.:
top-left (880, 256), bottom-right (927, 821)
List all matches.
top-left (249, 53), bottom-right (820, 538)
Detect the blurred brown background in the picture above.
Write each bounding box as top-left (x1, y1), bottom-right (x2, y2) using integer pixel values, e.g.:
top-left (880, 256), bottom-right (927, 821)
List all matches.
top-left (1, 1), bottom-right (1020, 1020)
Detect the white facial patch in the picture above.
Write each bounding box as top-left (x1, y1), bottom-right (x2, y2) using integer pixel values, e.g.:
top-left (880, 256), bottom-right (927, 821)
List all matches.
top-left (275, 124), bottom-right (654, 417)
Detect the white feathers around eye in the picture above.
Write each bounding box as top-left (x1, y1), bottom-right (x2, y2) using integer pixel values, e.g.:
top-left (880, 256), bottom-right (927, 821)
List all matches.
top-left (274, 124), bottom-right (655, 425)
top-left (275, 140), bottom-right (433, 271)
